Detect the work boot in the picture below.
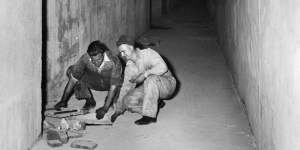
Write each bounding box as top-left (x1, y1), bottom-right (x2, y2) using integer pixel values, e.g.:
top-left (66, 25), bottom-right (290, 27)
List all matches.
top-left (158, 100), bottom-right (165, 109)
top-left (54, 101), bottom-right (68, 110)
top-left (134, 116), bottom-right (157, 125)
top-left (82, 98), bottom-right (96, 110)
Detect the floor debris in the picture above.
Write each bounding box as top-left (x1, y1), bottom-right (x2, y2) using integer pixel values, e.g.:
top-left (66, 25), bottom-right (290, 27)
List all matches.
top-left (67, 129), bottom-right (86, 139)
top-left (70, 140), bottom-right (98, 150)
top-left (46, 129), bottom-right (68, 147)
top-left (43, 110), bottom-right (93, 148)
top-left (59, 118), bottom-right (86, 131)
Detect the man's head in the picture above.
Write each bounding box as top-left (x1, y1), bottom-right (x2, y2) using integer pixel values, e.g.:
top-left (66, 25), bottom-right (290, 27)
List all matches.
top-left (116, 35), bottom-right (136, 61)
top-left (87, 40), bottom-right (109, 67)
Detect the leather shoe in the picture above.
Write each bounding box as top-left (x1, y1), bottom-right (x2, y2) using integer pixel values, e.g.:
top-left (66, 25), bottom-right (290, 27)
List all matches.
top-left (134, 116), bottom-right (157, 125)
top-left (158, 100), bottom-right (165, 109)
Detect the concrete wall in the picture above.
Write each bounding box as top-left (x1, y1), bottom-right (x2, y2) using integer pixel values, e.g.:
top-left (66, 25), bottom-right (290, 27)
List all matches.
top-left (209, 0), bottom-right (300, 150)
top-left (0, 0), bottom-right (42, 150)
top-left (46, 0), bottom-right (150, 102)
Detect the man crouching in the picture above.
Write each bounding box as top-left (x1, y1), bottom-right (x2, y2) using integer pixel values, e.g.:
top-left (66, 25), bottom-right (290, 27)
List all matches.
top-left (111, 35), bottom-right (177, 125)
top-left (54, 40), bottom-right (123, 120)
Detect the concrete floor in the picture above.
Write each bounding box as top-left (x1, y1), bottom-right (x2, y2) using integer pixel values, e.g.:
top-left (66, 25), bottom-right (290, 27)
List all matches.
top-left (32, 1), bottom-right (256, 150)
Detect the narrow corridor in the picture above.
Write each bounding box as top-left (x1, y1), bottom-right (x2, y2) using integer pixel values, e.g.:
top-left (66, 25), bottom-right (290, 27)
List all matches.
top-left (33, 1), bottom-right (256, 150)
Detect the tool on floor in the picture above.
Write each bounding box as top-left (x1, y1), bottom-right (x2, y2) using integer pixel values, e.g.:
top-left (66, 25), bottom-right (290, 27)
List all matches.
top-left (45, 108), bottom-right (89, 118)
top-left (71, 112), bottom-right (113, 125)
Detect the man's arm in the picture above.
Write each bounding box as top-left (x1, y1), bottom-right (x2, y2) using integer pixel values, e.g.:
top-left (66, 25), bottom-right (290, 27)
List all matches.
top-left (96, 85), bottom-right (119, 120)
top-left (96, 55), bottom-right (123, 119)
top-left (111, 61), bottom-right (138, 122)
top-left (115, 61), bottom-right (137, 109)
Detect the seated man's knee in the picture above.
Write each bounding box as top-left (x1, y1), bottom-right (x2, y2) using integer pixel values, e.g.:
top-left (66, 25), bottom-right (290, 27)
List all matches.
top-left (124, 96), bottom-right (135, 107)
top-left (67, 65), bottom-right (84, 80)
top-left (74, 83), bottom-right (92, 100)
top-left (124, 94), bottom-right (142, 108)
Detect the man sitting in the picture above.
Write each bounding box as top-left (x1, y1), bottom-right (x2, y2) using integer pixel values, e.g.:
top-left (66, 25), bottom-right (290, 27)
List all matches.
top-left (54, 40), bottom-right (123, 119)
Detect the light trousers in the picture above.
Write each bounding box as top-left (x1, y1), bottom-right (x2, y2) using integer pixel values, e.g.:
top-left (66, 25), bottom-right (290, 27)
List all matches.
top-left (123, 73), bottom-right (176, 118)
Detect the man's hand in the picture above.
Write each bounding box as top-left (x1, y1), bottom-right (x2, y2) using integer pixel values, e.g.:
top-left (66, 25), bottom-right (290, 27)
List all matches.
top-left (95, 107), bottom-right (107, 120)
top-left (129, 73), bottom-right (146, 84)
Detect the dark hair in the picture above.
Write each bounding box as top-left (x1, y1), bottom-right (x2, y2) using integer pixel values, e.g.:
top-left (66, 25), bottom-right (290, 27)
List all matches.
top-left (116, 35), bottom-right (135, 47)
top-left (135, 36), bottom-right (157, 49)
top-left (87, 40), bottom-right (109, 56)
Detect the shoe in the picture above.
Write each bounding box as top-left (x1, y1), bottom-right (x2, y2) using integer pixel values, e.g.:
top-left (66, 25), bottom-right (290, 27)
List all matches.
top-left (82, 99), bottom-right (96, 110)
top-left (134, 116), bottom-right (157, 125)
top-left (158, 100), bottom-right (165, 109)
top-left (54, 101), bottom-right (68, 110)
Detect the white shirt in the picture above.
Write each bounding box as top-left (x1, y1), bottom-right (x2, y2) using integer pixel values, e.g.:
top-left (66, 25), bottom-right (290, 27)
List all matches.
top-left (128, 48), bottom-right (168, 77)
top-left (98, 52), bottom-right (110, 72)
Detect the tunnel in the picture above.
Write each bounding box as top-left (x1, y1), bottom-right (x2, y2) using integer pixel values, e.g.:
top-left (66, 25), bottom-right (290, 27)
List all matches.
top-left (0, 0), bottom-right (299, 150)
